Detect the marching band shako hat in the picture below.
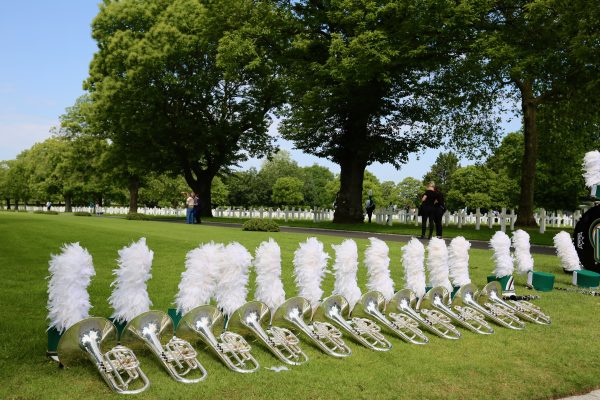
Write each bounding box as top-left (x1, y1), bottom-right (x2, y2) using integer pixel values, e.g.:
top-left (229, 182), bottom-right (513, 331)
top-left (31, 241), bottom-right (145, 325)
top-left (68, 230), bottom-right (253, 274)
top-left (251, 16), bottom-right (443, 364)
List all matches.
top-left (527, 271), bottom-right (555, 292)
top-left (572, 270), bottom-right (600, 289)
top-left (487, 274), bottom-right (515, 295)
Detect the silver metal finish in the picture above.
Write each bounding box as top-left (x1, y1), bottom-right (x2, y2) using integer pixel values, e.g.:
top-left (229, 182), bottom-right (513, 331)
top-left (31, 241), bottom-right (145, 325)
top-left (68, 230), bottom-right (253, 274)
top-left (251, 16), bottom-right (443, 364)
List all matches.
top-left (121, 310), bottom-right (207, 383)
top-left (176, 305), bottom-right (260, 373)
top-left (228, 301), bottom-right (308, 365)
top-left (314, 295), bottom-right (392, 351)
top-left (505, 299), bottom-right (551, 325)
top-left (272, 297), bottom-right (352, 358)
top-left (57, 317), bottom-right (150, 394)
top-left (388, 288), bottom-right (461, 340)
top-left (425, 286), bottom-right (495, 335)
top-left (353, 291), bottom-right (429, 345)
top-left (482, 281), bottom-right (550, 325)
top-left (474, 282), bottom-right (526, 330)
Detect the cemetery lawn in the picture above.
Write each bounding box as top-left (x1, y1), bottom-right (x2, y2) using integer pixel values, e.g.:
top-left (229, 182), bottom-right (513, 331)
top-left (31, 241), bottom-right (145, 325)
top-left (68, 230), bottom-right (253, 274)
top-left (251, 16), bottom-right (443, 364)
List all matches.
top-left (202, 216), bottom-right (562, 246)
top-left (1, 211), bottom-right (599, 400)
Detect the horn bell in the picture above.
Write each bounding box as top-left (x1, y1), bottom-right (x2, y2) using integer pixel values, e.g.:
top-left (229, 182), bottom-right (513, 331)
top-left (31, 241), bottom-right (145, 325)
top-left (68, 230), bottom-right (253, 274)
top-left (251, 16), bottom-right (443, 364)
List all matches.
top-left (57, 317), bottom-right (150, 394)
top-left (430, 284), bottom-right (495, 335)
top-left (314, 295), bottom-right (392, 352)
top-left (228, 301), bottom-right (308, 366)
top-left (354, 291), bottom-right (429, 345)
top-left (176, 305), bottom-right (260, 373)
top-left (120, 310), bottom-right (207, 383)
top-left (388, 288), bottom-right (461, 340)
top-left (272, 297), bottom-right (352, 358)
top-left (475, 282), bottom-right (526, 330)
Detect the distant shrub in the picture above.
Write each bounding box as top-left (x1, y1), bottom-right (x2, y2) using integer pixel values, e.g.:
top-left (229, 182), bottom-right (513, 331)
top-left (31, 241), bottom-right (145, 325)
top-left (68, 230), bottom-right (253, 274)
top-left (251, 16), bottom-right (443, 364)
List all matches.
top-left (34, 210), bottom-right (59, 215)
top-left (242, 218), bottom-right (280, 232)
top-left (126, 212), bottom-right (148, 221)
top-left (74, 211), bottom-right (92, 217)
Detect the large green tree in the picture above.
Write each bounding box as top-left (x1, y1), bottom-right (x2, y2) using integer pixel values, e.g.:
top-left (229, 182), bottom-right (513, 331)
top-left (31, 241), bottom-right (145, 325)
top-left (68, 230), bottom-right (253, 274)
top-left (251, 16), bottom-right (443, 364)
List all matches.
top-left (422, 152), bottom-right (460, 195)
top-left (86, 0), bottom-right (283, 216)
top-left (460, 0), bottom-right (600, 225)
top-left (279, 0), bottom-right (499, 223)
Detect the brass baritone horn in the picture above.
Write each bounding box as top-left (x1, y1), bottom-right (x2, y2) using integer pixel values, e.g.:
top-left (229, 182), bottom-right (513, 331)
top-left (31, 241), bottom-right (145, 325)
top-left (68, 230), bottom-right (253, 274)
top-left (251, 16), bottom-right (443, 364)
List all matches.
top-left (176, 305), bottom-right (260, 373)
top-left (314, 295), bottom-right (392, 352)
top-left (352, 291), bottom-right (429, 345)
top-left (421, 286), bottom-right (495, 335)
top-left (272, 297), bottom-right (352, 358)
top-left (474, 282), bottom-right (526, 330)
top-left (227, 301), bottom-right (308, 366)
top-left (388, 289), bottom-right (461, 340)
top-left (120, 310), bottom-right (207, 383)
top-left (481, 281), bottom-right (550, 325)
top-left (57, 317), bottom-right (150, 394)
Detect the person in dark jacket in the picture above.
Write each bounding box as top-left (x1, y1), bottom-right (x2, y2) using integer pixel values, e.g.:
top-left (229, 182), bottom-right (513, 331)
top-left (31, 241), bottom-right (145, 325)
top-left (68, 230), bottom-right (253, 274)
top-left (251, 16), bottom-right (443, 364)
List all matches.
top-left (193, 193), bottom-right (201, 224)
top-left (433, 188), bottom-right (446, 238)
top-left (420, 182), bottom-right (439, 239)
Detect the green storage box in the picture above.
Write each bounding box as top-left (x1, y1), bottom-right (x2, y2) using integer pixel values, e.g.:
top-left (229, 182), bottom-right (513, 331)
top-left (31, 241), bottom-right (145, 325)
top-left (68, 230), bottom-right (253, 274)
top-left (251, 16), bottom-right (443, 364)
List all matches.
top-left (573, 270), bottom-right (600, 288)
top-left (168, 308), bottom-right (182, 331)
top-left (487, 274), bottom-right (515, 295)
top-left (527, 271), bottom-right (555, 292)
top-left (47, 327), bottom-right (62, 357)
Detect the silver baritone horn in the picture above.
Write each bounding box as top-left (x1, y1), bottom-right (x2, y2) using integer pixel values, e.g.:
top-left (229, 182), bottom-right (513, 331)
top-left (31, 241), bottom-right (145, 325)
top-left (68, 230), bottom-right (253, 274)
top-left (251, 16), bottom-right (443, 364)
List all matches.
top-left (388, 288), bottom-right (461, 340)
top-left (120, 310), bottom-right (207, 383)
top-left (352, 290), bottom-right (429, 345)
top-left (472, 282), bottom-right (526, 330)
top-left (420, 286), bottom-right (495, 335)
top-left (314, 295), bottom-right (392, 352)
top-left (176, 305), bottom-right (260, 373)
top-left (273, 296), bottom-right (352, 358)
top-left (57, 317), bottom-right (150, 394)
top-left (228, 301), bottom-right (308, 366)
top-left (481, 281), bottom-right (550, 325)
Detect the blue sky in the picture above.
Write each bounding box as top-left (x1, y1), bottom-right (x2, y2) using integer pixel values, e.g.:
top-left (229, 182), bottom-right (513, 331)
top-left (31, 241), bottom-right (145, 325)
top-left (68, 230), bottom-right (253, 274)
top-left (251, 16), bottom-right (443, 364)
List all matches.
top-left (0, 1), bottom-right (521, 183)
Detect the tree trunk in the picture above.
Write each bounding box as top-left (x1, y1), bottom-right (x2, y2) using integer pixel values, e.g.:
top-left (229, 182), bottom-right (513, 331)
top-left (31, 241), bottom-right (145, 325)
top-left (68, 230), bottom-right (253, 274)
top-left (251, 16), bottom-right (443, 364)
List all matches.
top-left (14, 200), bottom-right (19, 210)
top-left (5, 198), bottom-right (10, 210)
top-left (334, 156), bottom-right (367, 223)
top-left (515, 81), bottom-right (539, 227)
top-left (128, 175), bottom-right (140, 214)
top-left (64, 194), bottom-right (73, 213)
top-left (184, 170), bottom-right (215, 218)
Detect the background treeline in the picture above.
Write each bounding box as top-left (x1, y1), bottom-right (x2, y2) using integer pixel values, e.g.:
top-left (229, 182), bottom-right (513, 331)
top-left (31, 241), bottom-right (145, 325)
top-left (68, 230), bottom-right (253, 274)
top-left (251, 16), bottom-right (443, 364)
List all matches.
top-left (1, 0), bottom-right (599, 223)
top-left (0, 130), bottom-right (592, 213)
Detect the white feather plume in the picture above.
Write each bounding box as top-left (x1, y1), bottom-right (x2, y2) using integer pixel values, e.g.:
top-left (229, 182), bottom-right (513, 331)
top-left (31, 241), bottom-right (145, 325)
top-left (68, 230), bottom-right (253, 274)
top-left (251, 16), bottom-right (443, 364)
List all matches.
top-left (253, 239), bottom-right (286, 313)
top-left (215, 242), bottom-right (252, 317)
top-left (109, 238), bottom-right (153, 323)
top-left (331, 239), bottom-right (362, 309)
top-left (448, 237), bottom-right (471, 287)
top-left (553, 231), bottom-right (581, 271)
top-left (47, 243), bottom-right (95, 333)
top-left (175, 242), bottom-right (224, 315)
top-left (490, 231), bottom-right (514, 277)
top-left (512, 230), bottom-right (534, 275)
top-left (583, 150), bottom-right (600, 187)
top-left (426, 237), bottom-right (453, 293)
top-left (401, 238), bottom-right (426, 298)
top-left (293, 237), bottom-right (330, 309)
top-left (364, 237), bottom-right (395, 301)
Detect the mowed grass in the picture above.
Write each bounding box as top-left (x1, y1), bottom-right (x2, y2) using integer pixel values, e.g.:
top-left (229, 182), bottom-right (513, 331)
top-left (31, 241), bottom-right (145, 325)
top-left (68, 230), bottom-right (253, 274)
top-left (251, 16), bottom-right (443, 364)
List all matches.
top-left (203, 216), bottom-right (564, 246)
top-left (1, 212), bottom-right (599, 400)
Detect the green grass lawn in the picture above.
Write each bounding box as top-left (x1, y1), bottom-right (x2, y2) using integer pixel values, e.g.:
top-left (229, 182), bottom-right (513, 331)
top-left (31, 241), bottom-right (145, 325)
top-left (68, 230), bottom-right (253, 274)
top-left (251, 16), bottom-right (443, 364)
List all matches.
top-left (1, 212), bottom-right (599, 400)
top-left (202, 216), bottom-right (564, 246)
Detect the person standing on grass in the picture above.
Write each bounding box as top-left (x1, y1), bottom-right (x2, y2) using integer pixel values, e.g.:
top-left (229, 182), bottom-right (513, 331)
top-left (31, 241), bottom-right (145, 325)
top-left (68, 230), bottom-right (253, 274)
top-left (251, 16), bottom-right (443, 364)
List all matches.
top-left (433, 187), bottom-right (446, 238)
top-left (365, 193), bottom-right (376, 223)
top-left (185, 192), bottom-right (195, 224)
top-left (193, 192), bottom-right (201, 224)
top-left (420, 182), bottom-right (439, 239)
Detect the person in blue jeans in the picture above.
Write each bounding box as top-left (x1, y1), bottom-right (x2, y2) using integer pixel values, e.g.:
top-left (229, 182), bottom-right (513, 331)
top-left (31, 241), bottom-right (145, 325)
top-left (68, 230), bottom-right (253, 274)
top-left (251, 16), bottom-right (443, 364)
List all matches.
top-left (185, 192), bottom-right (195, 224)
